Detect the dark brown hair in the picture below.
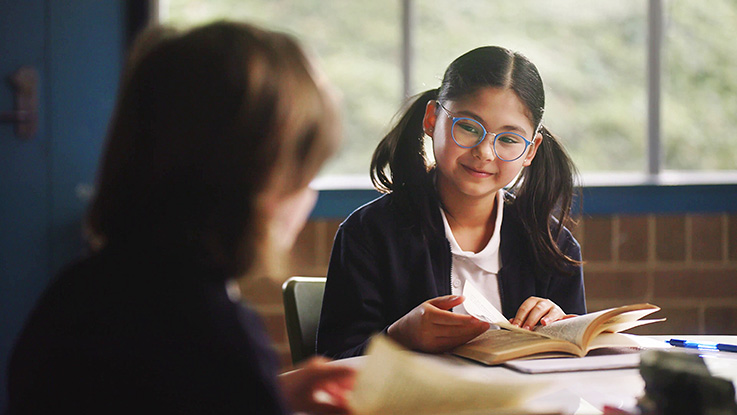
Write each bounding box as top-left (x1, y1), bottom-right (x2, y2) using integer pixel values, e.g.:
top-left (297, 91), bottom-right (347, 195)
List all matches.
top-left (371, 46), bottom-right (580, 274)
top-left (86, 21), bottom-right (339, 280)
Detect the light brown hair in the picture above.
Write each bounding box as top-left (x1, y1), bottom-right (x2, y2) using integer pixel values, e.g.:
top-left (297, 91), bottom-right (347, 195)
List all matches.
top-left (86, 21), bottom-right (339, 280)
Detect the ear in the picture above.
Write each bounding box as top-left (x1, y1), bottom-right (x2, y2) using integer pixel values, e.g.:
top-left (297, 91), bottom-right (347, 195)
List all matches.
top-left (422, 100), bottom-right (438, 137)
top-left (522, 131), bottom-right (543, 167)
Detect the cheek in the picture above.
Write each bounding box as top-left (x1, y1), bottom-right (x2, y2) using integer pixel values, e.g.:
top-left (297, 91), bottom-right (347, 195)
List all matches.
top-left (432, 137), bottom-right (458, 168)
top-left (431, 138), bottom-right (442, 162)
top-left (500, 161), bottom-right (528, 184)
top-left (270, 188), bottom-right (317, 251)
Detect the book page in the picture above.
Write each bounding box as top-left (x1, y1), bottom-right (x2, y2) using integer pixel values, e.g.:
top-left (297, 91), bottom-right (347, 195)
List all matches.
top-left (463, 279), bottom-right (600, 345)
top-left (598, 309), bottom-right (662, 332)
top-left (462, 280), bottom-right (542, 336)
top-left (462, 282), bottom-right (661, 351)
top-left (349, 335), bottom-right (553, 415)
top-left (596, 319), bottom-right (666, 335)
top-left (465, 329), bottom-right (561, 352)
top-left (532, 310), bottom-right (610, 346)
top-left (586, 332), bottom-right (672, 350)
top-left (462, 280), bottom-right (507, 324)
top-left (456, 329), bottom-right (581, 362)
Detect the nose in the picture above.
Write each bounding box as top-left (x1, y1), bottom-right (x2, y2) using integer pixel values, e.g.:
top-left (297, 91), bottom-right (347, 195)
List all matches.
top-left (472, 134), bottom-right (496, 161)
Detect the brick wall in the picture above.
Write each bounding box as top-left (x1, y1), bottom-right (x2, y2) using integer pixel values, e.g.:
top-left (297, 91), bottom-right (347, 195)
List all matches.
top-left (242, 214), bottom-right (737, 371)
top-left (576, 213), bottom-right (737, 337)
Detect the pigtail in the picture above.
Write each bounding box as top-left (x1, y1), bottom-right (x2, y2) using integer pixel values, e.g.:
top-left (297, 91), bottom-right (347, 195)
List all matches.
top-left (370, 89), bottom-right (439, 232)
top-left (513, 126), bottom-right (581, 274)
top-left (371, 89), bottom-right (437, 192)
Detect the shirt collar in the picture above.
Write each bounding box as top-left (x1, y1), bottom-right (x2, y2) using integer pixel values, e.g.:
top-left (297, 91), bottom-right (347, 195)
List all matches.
top-left (440, 189), bottom-right (504, 273)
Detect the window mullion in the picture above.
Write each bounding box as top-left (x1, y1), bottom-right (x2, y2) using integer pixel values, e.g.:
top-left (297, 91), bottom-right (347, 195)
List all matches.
top-left (401, 0), bottom-right (413, 99)
top-left (647, 0), bottom-right (663, 176)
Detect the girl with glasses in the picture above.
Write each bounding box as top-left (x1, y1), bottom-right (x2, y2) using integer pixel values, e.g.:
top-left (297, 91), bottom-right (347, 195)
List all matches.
top-left (317, 46), bottom-right (585, 358)
top-left (8, 22), bottom-right (354, 414)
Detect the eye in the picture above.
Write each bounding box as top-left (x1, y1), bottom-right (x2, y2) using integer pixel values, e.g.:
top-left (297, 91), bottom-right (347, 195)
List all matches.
top-left (457, 120), bottom-right (482, 136)
top-left (497, 133), bottom-right (522, 145)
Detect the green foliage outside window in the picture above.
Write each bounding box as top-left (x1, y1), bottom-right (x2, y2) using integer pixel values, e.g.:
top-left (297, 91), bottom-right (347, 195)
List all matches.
top-left (161, 0), bottom-right (737, 176)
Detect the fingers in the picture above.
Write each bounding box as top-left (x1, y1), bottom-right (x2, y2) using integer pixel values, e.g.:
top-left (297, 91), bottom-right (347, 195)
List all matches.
top-left (388, 295), bottom-right (490, 353)
top-left (307, 384), bottom-right (353, 415)
top-left (512, 297), bottom-right (549, 329)
top-left (299, 358), bottom-right (356, 393)
top-left (431, 317), bottom-right (488, 339)
top-left (301, 357), bottom-right (355, 379)
top-left (427, 294), bottom-right (465, 311)
top-left (511, 297), bottom-right (566, 330)
top-left (421, 296), bottom-right (489, 331)
top-left (282, 358), bottom-right (356, 415)
top-left (422, 306), bottom-right (480, 327)
top-left (415, 297), bottom-right (490, 352)
top-left (426, 322), bottom-right (490, 353)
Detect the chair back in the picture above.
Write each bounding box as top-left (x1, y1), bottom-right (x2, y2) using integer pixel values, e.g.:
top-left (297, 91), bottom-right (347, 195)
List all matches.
top-left (282, 276), bottom-right (326, 365)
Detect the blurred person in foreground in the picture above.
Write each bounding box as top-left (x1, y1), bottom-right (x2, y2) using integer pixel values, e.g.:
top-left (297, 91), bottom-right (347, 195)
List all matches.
top-left (7, 21), bottom-right (354, 414)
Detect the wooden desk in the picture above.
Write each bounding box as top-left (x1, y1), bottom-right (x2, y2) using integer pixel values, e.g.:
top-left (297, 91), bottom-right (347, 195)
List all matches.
top-left (338, 335), bottom-right (737, 415)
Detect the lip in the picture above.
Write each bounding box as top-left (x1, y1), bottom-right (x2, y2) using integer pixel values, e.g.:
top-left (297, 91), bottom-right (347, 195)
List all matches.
top-left (461, 164), bottom-right (495, 177)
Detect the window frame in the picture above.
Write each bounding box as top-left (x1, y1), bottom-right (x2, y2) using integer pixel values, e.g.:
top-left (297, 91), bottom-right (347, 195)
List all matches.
top-left (155, 0), bottom-right (737, 216)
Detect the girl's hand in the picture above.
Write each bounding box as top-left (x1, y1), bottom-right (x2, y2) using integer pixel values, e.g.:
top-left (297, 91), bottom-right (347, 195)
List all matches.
top-left (510, 296), bottom-right (574, 330)
top-left (387, 295), bottom-right (490, 353)
top-left (279, 356), bottom-right (356, 415)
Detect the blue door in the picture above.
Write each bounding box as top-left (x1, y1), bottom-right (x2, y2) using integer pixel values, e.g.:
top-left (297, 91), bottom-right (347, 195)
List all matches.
top-left (0, 1), bottom-right (52, 407)
top-left (0, 1), bottom-right (124, 408)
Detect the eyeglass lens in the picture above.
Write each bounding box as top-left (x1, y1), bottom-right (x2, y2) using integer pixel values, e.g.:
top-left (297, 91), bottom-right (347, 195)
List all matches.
top-left (452, 118), bottom-right (528, 161)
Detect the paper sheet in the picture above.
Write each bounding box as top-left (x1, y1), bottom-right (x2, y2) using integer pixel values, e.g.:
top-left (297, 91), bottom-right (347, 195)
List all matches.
top-left (462, 279), bottom-right (507, 324)
top-left (504, 353), bottom-right (641, 374)
top-left (349, 335), bottom-right (555, 415)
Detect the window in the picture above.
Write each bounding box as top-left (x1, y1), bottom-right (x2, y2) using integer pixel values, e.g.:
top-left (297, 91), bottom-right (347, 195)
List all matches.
top-left (662, 0), bottom-right (737, 171)
top-left (413, 1), bottom-right (647, 173)
top-left (158, 0), bottom-right (401, 178)
top-left (158, 0), bottom-right (737, 184)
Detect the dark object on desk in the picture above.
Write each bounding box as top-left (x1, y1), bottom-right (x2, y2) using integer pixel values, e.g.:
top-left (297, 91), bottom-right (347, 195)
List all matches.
top-left (637, 350), bottom-right (737, 415)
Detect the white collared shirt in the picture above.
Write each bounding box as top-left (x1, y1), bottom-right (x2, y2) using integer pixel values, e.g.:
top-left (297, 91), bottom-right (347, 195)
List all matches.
top-left (441, 189), bottom-right (504, 315)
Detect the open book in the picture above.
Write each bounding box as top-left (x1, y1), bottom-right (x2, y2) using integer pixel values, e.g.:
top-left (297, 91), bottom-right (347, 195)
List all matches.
top-left (452, 281), bottom-right (664, 365)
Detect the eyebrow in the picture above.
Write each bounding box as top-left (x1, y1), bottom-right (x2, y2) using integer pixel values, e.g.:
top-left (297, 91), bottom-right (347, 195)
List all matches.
top-left (451, 108), bottom-right (530, 136)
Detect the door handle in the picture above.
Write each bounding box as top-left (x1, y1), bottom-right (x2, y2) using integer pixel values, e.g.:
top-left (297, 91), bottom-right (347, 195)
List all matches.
top-left (0, 66), bottom-right (39, 140)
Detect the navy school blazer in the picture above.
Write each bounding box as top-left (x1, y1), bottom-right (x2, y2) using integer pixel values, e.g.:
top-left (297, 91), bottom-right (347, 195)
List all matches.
top-left (316, 193), bottom-right (586, 359)
top-left (7, 246), bottom-right (288, 414)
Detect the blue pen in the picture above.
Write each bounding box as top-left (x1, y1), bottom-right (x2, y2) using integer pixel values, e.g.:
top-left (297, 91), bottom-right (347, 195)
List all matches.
top-left (668, 338), bottom-right (737, 353)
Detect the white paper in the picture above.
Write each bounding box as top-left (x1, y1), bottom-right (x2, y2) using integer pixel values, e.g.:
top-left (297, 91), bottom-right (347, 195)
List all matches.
top-left (348, 335), bottom-right (554, 415)
top-left (462, 279), bottom-right (507, 324)
top-left (504, 353), bottom-right (641, 374)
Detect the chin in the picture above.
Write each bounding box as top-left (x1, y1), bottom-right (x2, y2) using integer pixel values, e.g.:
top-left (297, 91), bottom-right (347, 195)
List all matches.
top-left (459, 186), bottom-right (500, 199)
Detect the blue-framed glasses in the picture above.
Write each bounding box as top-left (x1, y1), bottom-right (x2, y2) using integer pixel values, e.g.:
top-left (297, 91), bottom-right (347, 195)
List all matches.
top-left (436, 101), bottom-right (533, 162)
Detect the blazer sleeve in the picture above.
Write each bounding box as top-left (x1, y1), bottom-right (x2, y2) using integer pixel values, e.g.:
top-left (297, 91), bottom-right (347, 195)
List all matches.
top-left (316, 220), bottom-right (389, 359)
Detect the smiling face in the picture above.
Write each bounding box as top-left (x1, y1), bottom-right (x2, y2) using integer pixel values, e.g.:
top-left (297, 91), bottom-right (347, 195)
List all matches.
top-left (424, 87), bottom-right (542, 206)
